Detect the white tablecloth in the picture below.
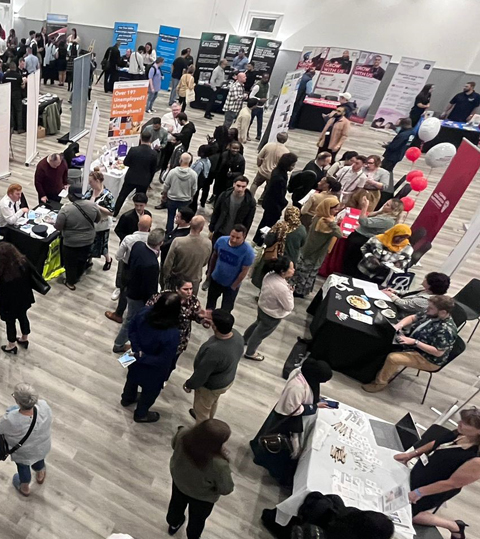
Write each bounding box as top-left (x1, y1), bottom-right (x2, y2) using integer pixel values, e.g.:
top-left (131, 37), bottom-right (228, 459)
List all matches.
top-left (90, 158), bottom-right (128, 201)
top-left (275, 403), bottom-right (415, 539)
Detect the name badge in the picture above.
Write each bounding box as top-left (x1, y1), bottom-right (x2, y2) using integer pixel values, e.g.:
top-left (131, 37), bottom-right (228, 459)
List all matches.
top-left (420, 453), bottom-right (429, 466)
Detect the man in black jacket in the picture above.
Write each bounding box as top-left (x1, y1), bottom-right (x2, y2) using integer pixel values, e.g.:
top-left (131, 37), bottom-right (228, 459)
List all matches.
top-left (381, 118), bottom-right (414, 172)
top-left (160, 205), bottom-right (194, 265)
top-left (177, 112), bottom-right (196, 151)
top-left (113, 132), bottom-right (158, 217)
top-left (209, 177), bottom-right (256, 244)
top-left (2, 62), bottom-right (24, 133)
top-left (103, 42), bottom-right (121, 93)
top-left (114, 193), bottom-right (152, 242)
top-left (113, 228), bottom-right (164, 353)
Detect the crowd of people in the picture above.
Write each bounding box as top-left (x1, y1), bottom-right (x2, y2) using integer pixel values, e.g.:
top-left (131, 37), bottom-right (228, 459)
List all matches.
top-left (0, 23), bottom-right (478, 539)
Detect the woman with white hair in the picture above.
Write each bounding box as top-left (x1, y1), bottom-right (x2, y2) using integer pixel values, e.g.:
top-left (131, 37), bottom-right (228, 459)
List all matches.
top-left (0, 383), bottom-right (52, 497)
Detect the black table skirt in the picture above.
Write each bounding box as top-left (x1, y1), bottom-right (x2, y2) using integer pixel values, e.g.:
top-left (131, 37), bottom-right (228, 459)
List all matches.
top-left (4, 227), bottom-right (60, 274)
top-left (190, 85), bottom-right (228, 113)
top-left (297, 103), bottom-right (329, 132)
top-left (413, 126), bottom-right (480, 152)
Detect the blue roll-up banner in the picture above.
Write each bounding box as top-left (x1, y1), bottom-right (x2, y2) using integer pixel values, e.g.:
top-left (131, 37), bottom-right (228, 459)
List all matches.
top-left (156, 25), bottom-right (181, 91)
top-left (113, 22), bottom-right (139, 56)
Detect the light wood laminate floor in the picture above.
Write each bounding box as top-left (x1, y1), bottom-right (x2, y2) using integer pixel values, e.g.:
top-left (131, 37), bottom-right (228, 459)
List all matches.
top-left (1, 81), bottom-right (480, 539)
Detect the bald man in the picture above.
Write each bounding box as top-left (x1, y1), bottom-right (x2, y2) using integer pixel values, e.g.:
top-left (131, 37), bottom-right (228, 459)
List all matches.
top-left (105, 214), bottom-right (153, 324)
top-left (162, 215), bottom-right (212, 294)
top-left (163, 152), bottom-right (198, 233)
top-left (223, 72), bottom-right (247, 128)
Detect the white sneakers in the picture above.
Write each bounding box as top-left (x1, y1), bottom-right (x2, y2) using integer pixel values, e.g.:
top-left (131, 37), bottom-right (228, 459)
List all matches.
top-left (111, 288), bottom-right (121, 301)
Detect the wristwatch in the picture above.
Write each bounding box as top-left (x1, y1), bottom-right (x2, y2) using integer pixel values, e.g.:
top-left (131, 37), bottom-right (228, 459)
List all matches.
top-left (414, 339), bottom-right (419, 347)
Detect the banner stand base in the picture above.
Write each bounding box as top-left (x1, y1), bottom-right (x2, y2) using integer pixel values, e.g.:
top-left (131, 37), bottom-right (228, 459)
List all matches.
top-left (58, 129), bottom-right (89, 144)
top-left (25, 151), bottom-right (39, 167)
top-left (0, 172), bottom-right (12, 180)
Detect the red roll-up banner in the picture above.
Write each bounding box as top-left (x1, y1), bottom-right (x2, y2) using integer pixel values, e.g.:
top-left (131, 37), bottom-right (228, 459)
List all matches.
top-left (412, 139), bottom-right (480, 244)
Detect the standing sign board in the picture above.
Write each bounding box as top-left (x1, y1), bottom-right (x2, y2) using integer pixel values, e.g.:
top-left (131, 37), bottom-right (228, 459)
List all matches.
top-left (156, 25), bottom-right (180, 91)
top-left (46, 13), bottom-right (68, 39)
top-left (0, 83), bottom-right (11, 179)
top-left (297, 46), bottom-right (329, 88)
top-left (314, 48), bottom-right (360, 99)
top-left (224, 35), bottom-right (255, 74)
top-left (107, 80), bottom-right (149, 149)
top-left (82, 102), bottom-right (101, 194)
top-left (268, 70), bottom-right (303, 143)
top-left (346, 51), bottom-right (392, 124)
top-left (113, 22), bottom-right (139, 56)
top-left (70, 53), bottom-right (91, 141)
top-left (25, 70), bottom-right (40, 166)
top-left (196, 32), bottom-right (227, 83)
top-left (250, 38), bottom-right (282, 77)
top-left (372, 57), bottom-right (435, 128)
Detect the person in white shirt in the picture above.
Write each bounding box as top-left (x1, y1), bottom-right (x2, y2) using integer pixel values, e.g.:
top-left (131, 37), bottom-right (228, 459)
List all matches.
top-left (335, 154), bottom-right (368, 202)
top-left (160, 103), bottom-right (183, 175)
top-left (128, 46), bottom-right (145, 79)
top-left (0, 184), bottom-right (29, 230)
top-left (204, 58), bottom-right (228, 119)
top-left (243, 256), bottom-right (295, 361)
top-left (0, 36), bottom-right (6, 55)
top-left (105, 214), bottom-right (152, 324)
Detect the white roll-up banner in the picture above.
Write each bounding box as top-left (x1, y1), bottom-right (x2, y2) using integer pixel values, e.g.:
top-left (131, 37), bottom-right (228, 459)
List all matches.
top-left (0, 83), bottom-right (11, 179)
top-left (82, 102), bottom-right (101, 193)
top-left (25, 70), bottom-right (40, 166)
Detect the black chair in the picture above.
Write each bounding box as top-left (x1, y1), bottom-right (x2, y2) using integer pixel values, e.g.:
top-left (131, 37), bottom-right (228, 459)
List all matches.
top-left (396, 183), bottom-right (412, 199)
top-left (408, 241), bottom-right (432, 268)
top-left (453, 279), bottom-right (480, 342)
top-left (409, 227), bottom-right (427, 249)
top-left (388, 337), bottom-right (466, 404)
top-left (375, 171), bottom-right (395, 210)
top-left (394, 175), bottom-right (407, 192)
top-left (451, 303), bottom-right (468, 331)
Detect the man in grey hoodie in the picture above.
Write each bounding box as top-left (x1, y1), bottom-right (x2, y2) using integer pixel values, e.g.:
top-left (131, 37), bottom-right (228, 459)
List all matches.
top-left (163, 153), bottom-right (197, 233)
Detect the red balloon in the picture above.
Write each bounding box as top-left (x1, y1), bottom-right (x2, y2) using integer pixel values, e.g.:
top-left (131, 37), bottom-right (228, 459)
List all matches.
top-left (406, 170), bottom-right (423, 183)
top-left (410, 176), bottom-right (428, 192)
top-left (401, 196), bottom-right (415, 212)
top-left (405, 147), bottom-right (422, 162)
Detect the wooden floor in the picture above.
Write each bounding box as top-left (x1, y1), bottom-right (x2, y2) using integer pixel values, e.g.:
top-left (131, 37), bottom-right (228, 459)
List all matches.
top-left (1, 81), bottom-right (480, 539)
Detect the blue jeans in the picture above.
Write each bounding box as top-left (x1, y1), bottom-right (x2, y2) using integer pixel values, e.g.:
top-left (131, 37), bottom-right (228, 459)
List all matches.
top-left (17, 460), bottom-right (45, 484)
top-left (166, 198), bottom-right (191, 234)
top-left (146, 90), bottom-right (158, 111)
top-left (169, 78), bottom-right (180, 105)
top-left (249, 107), bottom-right (264, 139)
top-left (114, 298), bottom-right (145, 349)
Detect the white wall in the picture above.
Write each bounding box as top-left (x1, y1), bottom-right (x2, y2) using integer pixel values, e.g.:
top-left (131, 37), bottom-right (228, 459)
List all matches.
top-left (15, 0), bottom-right (480, 73)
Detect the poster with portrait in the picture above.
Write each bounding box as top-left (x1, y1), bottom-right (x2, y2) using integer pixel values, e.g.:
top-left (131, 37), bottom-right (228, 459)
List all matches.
top-left (107, 80), bottom-right (149, 148)
top-left (346, 51), bottom-right (392, 124)
top-left (372, 57), bottom-right (435, 131)
top-left (314, 48), bottom-right (360, 99)
top-left (297, 46), bottom-right (329, 87)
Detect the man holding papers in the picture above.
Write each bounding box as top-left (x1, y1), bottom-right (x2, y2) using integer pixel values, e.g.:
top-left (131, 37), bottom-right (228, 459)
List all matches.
top-left (34, 153), bottom-right (68, 204)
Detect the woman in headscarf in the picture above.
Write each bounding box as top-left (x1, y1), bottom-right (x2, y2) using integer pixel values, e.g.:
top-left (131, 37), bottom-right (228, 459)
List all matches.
top-left (251, 206), bottom-right (306, 289)
top-left (290, 197), bottom-right (342, 298)
top-left (250, 358), bottom-right (333, 487)
top-left (357, 224), bottom-right (413, 284)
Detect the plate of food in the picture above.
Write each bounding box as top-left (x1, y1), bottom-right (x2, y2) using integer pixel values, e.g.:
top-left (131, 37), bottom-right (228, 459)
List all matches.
top-left (374, 299), bottom-right (389, 309)
top-left (381, 308), bottom-right (396, 319)
top-left (346, 295), bottom-right (371, 310)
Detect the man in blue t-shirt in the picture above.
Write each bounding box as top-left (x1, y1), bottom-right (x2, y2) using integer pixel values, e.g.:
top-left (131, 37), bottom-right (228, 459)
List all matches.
top-left (206, 224), bottom-right (255, 313)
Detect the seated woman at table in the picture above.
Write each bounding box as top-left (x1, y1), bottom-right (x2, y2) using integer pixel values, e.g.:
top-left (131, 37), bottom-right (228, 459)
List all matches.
top-left (384, 271), bottom-right (451, 318)
top-left (290, 197), bottom-right (342, 298)
top-left (300, 177), bottom-right (341, 231)
top-left (84, 168), bottom-right (115, 271)
top-left (394, 407), bottom-right (480, 539)
top-left (250, 358), bottom-right (333, 487)
top-left (357, 224), bottom-right (413, 284)
top-left (0, 184), bottom-right (29, 232)
top-left (342, 197), bottom-right (404, 278)
top-left (363, 155), bottom-right (391, 209)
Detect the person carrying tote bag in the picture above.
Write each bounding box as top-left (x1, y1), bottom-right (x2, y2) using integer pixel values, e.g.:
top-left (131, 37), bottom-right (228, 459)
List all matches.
top-left (177, 65), bottom-right (196, 112)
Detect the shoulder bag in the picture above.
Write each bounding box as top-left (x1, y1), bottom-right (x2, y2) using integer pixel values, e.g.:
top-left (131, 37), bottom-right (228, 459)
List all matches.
top-left (28, 262), bottom-right (51, 295)
top-left (0, 406), bottom-right (37, 461)
top-left (73, 202), bottom-right (95, 229)
top-left (259, 405), bottom-right (302, 454)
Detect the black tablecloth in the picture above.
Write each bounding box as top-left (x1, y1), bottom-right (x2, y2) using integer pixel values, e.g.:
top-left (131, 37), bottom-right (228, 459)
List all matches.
top-left (190, 85), bottom-right (229, 113)
top-left (22, 96), bottom-right (61, 131)
top-left (307, 277), bottom-right (398, 383)
top-left (297, 103), bottom-right (330, 132)
top-left (414, 125), bottom-right (480, 152)
top-left (4, 203), bottom-right (61, 273)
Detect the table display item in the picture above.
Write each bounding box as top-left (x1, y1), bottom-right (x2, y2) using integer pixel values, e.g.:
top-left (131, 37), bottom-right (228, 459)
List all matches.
top-left (346, 295), bottom-right (371, 310)
top-left (374, 299), bottom-right (389, 309)
top-left (381, 308), bottom-right (396, 319)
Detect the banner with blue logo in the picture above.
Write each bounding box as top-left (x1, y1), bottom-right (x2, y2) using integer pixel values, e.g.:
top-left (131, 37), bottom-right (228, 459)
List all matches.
top-left (113, 22), bottom-right (138, 56)
top-left (156, 26), bottom-right (180, 91)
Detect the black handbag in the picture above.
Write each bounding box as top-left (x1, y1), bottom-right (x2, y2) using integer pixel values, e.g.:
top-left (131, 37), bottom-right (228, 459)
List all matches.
top-left (29, 263), bottom-right (51, 295)
top-left (259, 406), bottom-right (301, 454)
top-left (0, 406), bottom-right (37, 461)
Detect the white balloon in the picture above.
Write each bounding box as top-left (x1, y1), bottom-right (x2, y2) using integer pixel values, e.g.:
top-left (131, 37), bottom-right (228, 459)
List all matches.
top-left (418, 117), bottom-right (441, 142)
top-left (425, 143), bottom-right (457, 168)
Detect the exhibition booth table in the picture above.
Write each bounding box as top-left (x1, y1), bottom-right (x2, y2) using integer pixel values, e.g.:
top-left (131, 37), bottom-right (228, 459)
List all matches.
top-left (91, 148), bottom-right (128, 200)
top-left (306, 274), bottom-right (398, 383)
top-left (5, 204), bottom-right (62, 277)
top-left (275, 403), bottom-right (415, 539)
top-left (416, 120), bottom-right (480, 152)
top-left (190, 83), bottom-right (229, 113)
top-left (297, 97), bottom-right (339, 132)
top-left (22, 93), bottom-right (62, 131)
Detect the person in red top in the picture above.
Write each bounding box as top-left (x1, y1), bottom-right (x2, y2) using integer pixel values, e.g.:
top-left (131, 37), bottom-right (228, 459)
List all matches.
top-left (34, 153), bottom-right (68, 204)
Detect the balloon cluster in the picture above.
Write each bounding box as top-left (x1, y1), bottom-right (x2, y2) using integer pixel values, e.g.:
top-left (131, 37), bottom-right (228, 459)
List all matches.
top-left (405, 118), bottom-right (457, 168)
top-left (406, 170), bottom-right (428, 192)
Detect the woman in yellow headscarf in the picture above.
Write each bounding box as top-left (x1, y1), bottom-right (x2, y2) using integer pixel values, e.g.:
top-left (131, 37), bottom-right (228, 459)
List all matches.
top-left (358, 223), bottom-right (413, 283)
top-left (290, 197), bottom-right (343, 297)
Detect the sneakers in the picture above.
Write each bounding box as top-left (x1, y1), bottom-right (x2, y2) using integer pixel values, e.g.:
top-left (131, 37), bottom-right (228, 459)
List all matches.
top-left (111, 288), bottom-right (121, 301)
top-left (134, 411), bottom-right (160, 423)
top-left (204, 113), bottom-right (214, 119)
top-left (168, 516), bottom-right (186, 535)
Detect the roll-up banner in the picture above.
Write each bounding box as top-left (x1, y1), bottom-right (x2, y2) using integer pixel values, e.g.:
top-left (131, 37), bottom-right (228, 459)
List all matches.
top-left (196, 32), bottom-right (227, 83)
top-left (46, 13), bottom-right (68, 41)
top-left (156, 25), bottom-right (180, 91)
top-left (296, 46), bottom-right (329, 87)
top-left (25, 70), bottom-right (40, 166)
top-left (372, 56), bottom-right (435, 130)
top-left (107, 80), bottom-right (149, 149)
top-left (113, 22), bottom-right (138, 56)
top-left (346, 51), bottom-right (392, 124)
top-left (268, 70), bottom-right (304, 143)
top-left (250, 38), bottom-right (282, 77)
top-left (0, 83), bottom-right (11, 179)
top-left (82, 102), bottom-right (101, 194)
top-left (224, 35), bottom-right (255, 75)
top-left (69, 53), bottom-right (91, 141)
top-left (313, 47), bottom-right (360, 99)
